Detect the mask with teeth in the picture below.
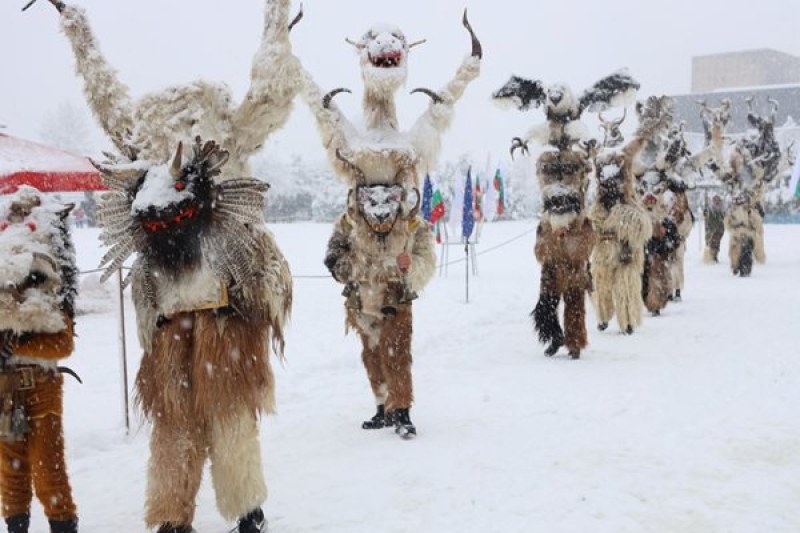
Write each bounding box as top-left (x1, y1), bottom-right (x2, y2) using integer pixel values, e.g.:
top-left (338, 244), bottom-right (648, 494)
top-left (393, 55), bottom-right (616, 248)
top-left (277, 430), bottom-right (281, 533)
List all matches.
top-left (355, 184), bottom-right (404, 235)
top-left (353, 24), bottom-right (411, 95)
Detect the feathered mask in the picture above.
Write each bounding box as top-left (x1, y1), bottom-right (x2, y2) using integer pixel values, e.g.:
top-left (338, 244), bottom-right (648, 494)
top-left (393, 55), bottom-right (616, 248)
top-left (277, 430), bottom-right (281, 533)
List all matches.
top-left (94, 137), bottom-right (269, 291)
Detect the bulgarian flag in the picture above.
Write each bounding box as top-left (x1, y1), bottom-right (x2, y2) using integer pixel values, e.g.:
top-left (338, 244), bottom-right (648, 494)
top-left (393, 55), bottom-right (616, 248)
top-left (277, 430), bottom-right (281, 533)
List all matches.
top-left (493, 168), bottom-right (506, 215)
top-left (430, 188), bottom-right (446, 224)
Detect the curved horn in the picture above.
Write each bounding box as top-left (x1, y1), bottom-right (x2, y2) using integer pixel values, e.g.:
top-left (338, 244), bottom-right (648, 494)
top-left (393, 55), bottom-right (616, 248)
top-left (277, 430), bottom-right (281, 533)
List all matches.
top-left (598, 110), bottom-right (611, 130)
top-left (288, 2), bottom-right (303, 32)
top-left (509, 137), bottom-right (528, 161)
top-left (89, 159), bottom-right (146, 180)
top-left (22, 0), bottom-right (64, 13)
top-left (408, 39), bottom-right (427, 49)
top-left (170, 141), bottom-right (184, 178)
top-left (462, 9), bottom-right (482, 59)
top-left (322, 88), bottom-right (351, 109)
top-left (410, 87), bottom-right (443, 104)
top-left (345, 37), bottom-right (365, 50)
top-left (613, 108), bottom-right (627, 126)
top-left (768, 97), bottom-right (779, 123)
top-left (404, 187), bottom-right (421, 220)
top-left (335, 149), bottom-right (367, 184)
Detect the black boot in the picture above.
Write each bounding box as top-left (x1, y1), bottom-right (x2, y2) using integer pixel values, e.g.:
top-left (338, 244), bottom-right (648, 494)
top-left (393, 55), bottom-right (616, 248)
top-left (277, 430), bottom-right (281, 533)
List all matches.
top-left (361, 404), bottom-right (387, 430)
top-left (674, 289), bottom-right (681, 302)
top-left (49, 518), bottom-right (78, 533)
top-left (236, 507), bottom-right (266, 533)
top-left (597, 321), bottom-right (608, 331)
top-left (624, 325), bottom-right (634, 335)
top-left (388, 408), bottom-right (416, 439)
top-left (5, 513), bottom-right (29, 533)
top-left (156, 524), bottom-right (194, 533)
top-left (544, 337), bottom-right (563, 357)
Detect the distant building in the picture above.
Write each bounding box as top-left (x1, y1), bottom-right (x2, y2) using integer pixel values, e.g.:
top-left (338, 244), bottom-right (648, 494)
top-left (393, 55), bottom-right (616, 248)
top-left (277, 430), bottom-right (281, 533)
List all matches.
top-left (691, 49), bottom-right (800, 93)
top-left (671, 49), bottom-right (800, 134)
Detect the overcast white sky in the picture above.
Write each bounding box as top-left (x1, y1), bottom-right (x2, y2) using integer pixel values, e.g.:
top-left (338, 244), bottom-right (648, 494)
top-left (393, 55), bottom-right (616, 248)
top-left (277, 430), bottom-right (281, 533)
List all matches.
top-left (1, 0), bottom-right (799, 167)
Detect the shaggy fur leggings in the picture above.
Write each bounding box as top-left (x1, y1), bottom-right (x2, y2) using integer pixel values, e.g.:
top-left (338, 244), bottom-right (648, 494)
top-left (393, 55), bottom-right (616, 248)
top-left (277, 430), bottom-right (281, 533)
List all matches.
top-left (145, 409), bottom-right (266, 528)
top-left (534, 262), bottom-right (588, 354)
top-left (0, 373), bottom-right (77, 522)
top-left (356, 306), bottom-right (413, 412)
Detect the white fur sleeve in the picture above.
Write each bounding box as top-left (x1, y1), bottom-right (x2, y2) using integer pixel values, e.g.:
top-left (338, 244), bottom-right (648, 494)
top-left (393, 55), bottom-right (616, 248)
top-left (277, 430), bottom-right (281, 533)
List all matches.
top-left (230, 0), bottom-right (303, 159)
top-left (407, 220), bottom-right (436, 293)
top-left (59, 5), bottom-right (135, 153)
top-left (297, 68), bottom-right (360, 182)
top-left (409, 56), bottom-right (480, 174)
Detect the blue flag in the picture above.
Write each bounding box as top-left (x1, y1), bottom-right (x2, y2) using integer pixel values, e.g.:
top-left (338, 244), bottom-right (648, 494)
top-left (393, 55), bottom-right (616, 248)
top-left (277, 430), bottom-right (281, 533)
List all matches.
top-left (421, 174), bottom-right (433, 222)
top-left (462, 167), bottom-right (475, 239)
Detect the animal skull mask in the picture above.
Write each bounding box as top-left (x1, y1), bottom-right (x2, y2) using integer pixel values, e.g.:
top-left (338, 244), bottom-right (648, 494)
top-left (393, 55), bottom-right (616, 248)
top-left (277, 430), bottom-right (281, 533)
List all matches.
top-left (353, 184), bottom-right (420, 236)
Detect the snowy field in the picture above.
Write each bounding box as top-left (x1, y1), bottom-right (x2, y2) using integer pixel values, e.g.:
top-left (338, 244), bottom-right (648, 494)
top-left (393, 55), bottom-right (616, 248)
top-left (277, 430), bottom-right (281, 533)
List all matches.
top-left (45, 221), bottom-right (800, 532)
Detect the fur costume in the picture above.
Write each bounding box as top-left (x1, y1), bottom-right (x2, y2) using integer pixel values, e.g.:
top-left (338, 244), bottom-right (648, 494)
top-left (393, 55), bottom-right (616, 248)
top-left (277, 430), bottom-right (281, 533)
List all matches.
top-left (93, 139), bottom-right (290, 531)
top-left (699, 98), bottom-right (779, 271)
top-left (492, 71), bottom-right (640, 358)
top-left (0, 187), bottom-right (79, 533)
top-left (632, 98), bottom-right (693, 316)
top-left (46, 0), bottom-right (302, 179)
top-left (303, 10), bottom-right (476, 436)
top-left (589, 107), bottom-right (666, 335)
top-left (322, 157), bottom-right (437, 438)
top-left (299, 9), bottom-right (482, 185)
top-left (43, 0), bottom-right (299, 528)
top-left (667, 185), bottom-right (694, 300)
top-left (703, 196), bottom-right (726, 263)
top-left (724, 193), bottom-right (761, 277)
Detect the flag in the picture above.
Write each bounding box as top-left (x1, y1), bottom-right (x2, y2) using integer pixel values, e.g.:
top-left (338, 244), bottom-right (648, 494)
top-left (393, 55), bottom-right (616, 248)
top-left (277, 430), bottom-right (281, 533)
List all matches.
top-left (430, 189), bottom-right (445, 224)
top-left (462, 167), bottom-right (475, 240)
top-left (421, 175), bottom-right (433, 221)
top-left (790, 152), bottom-right (800, 199)
top-left (474, 178), bottom-right (484, 223)
top-left (493, 168), bottom-right (506, 215)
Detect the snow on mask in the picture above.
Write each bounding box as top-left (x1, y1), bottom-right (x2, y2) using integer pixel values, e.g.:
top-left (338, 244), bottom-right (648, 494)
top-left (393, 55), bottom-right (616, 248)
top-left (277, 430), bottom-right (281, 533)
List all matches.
top-left (352, 24), bottom-right (417, 93)
top-left (0, 186), bottom-right (76, 334)
top-left (356, 184), bottom-right (405, 235)
top-left (94, 137), bottom-right (269, 291)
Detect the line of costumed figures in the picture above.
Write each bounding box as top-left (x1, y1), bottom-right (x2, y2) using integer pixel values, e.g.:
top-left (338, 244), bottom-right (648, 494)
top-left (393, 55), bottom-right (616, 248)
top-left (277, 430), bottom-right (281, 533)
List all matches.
top-left (0, 0), bottom-right (795, 532)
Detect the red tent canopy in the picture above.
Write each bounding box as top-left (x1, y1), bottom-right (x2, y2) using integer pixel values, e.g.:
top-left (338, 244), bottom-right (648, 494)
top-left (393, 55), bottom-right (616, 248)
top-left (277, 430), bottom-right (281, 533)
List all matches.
top-left (0, 133), bottom-right (105, 194)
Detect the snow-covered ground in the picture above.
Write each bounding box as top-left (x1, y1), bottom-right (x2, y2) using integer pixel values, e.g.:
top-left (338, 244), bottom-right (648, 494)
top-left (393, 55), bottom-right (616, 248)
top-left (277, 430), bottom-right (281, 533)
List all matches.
top-left (45, 221), bottom-right (800, 532)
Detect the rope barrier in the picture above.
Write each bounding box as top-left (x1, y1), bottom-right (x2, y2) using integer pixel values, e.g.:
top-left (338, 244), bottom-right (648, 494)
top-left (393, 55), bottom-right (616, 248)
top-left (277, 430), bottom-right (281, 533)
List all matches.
top-left (438, 226), bottom-right (536, 268)
top-left (75, 226), bottom-right (538, 279)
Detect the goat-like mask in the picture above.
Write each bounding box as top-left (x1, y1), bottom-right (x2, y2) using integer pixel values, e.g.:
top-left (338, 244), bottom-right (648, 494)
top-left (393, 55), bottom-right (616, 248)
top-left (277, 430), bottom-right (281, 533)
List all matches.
top-left (353, 184), bottom-right (420, 236)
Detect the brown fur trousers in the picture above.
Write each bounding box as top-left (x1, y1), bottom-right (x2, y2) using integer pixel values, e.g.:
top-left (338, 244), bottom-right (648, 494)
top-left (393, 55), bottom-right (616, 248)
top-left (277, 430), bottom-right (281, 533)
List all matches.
top-left (348, 306), bottom-right (414, 413)
top-left (136, 310), bottom-right (273, 526)
top-left (532, 218), bottom-right (595, 357)
top-left (0, 372), bottom-right (76, 522)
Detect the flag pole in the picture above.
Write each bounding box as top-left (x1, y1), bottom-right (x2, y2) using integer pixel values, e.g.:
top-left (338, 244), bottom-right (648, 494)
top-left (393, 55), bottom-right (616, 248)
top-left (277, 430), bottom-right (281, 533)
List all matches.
top-left (117, 267), bottom-right (130, 434)
top-left (464, 239), bottom-right (469, 303)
